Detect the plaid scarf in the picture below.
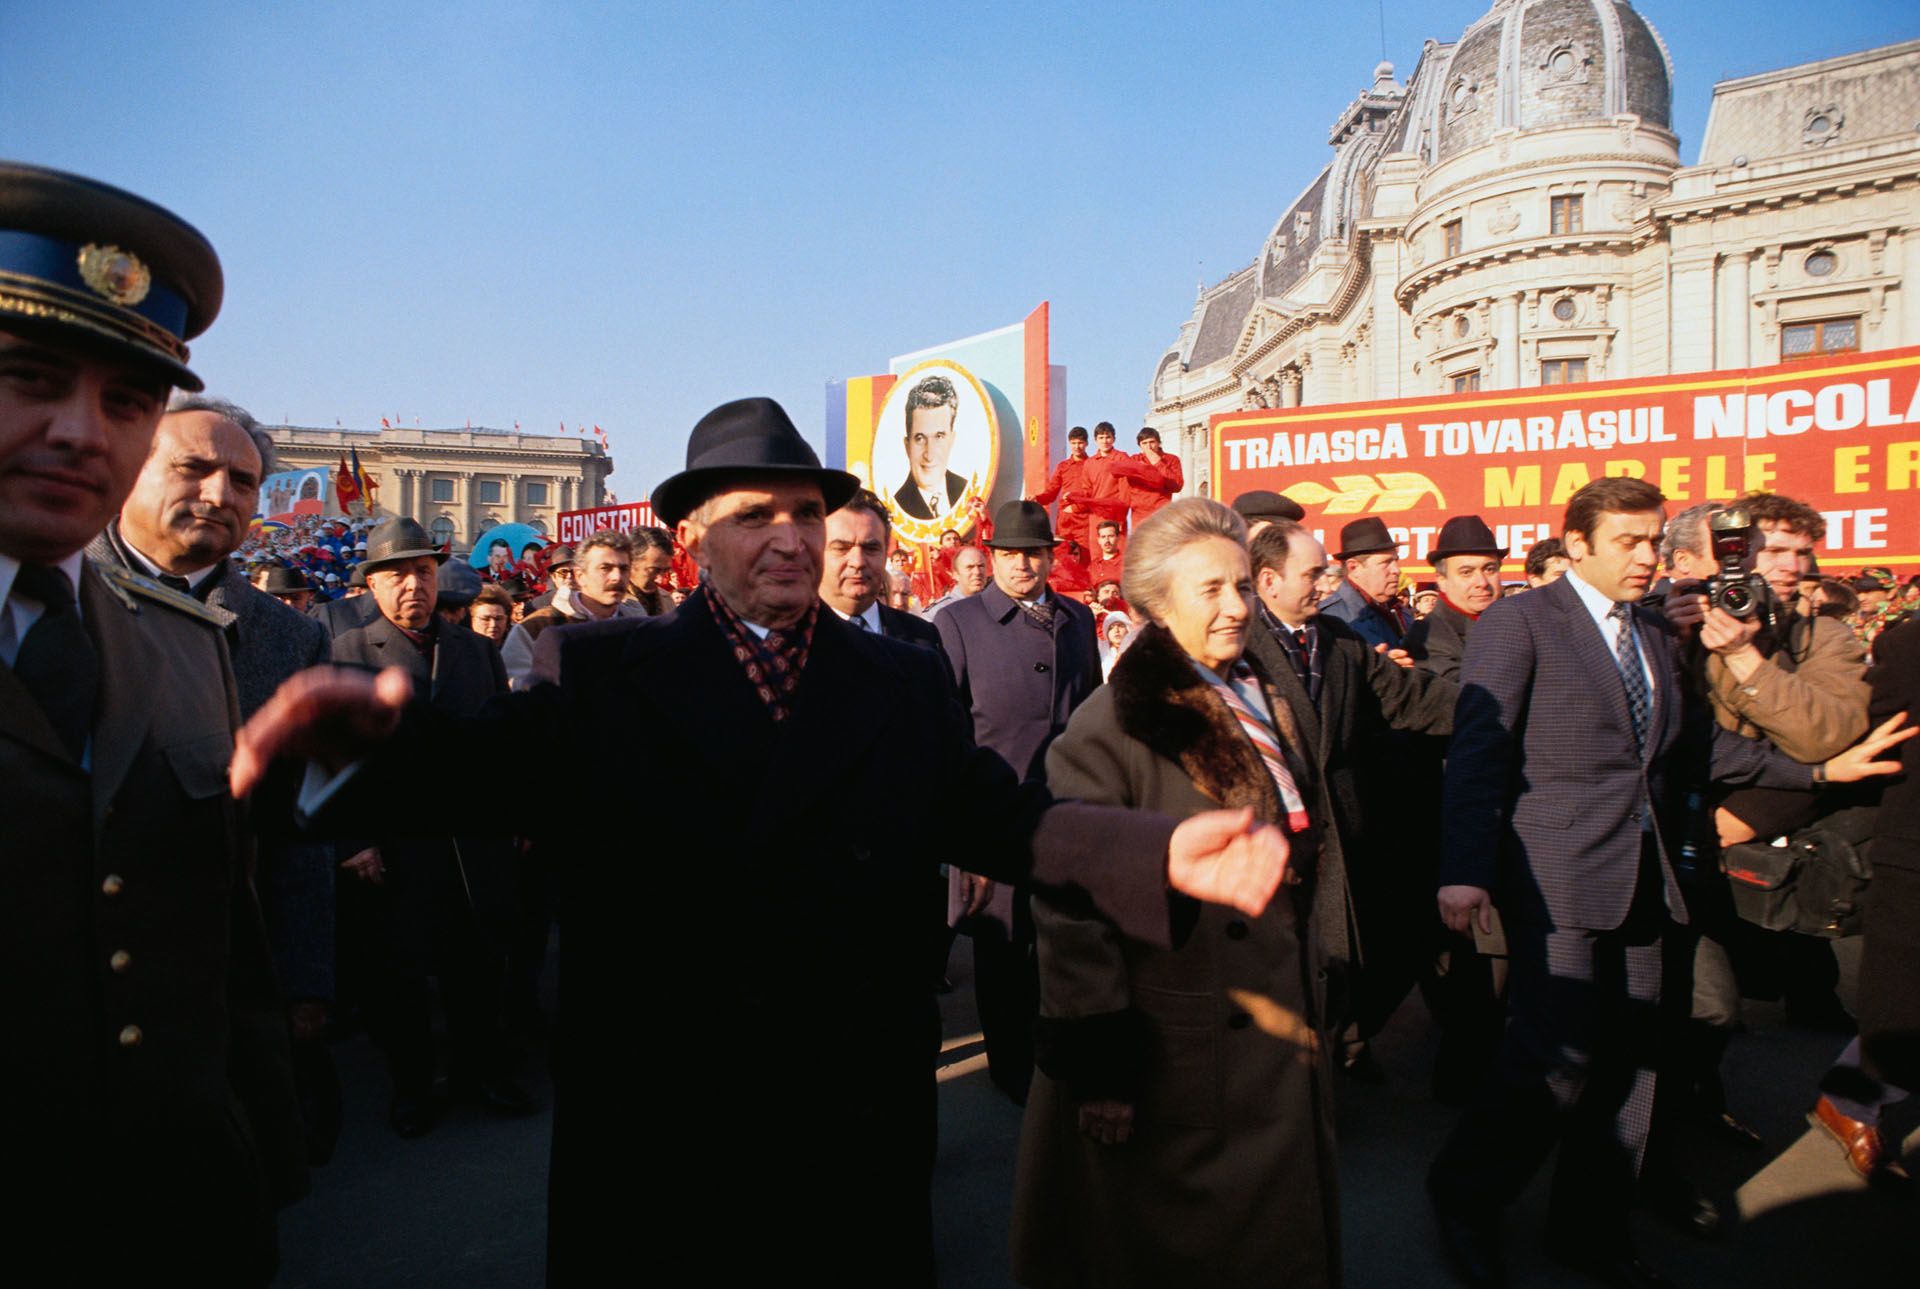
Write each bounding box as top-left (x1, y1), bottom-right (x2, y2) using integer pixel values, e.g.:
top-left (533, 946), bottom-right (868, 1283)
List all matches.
top-left (704, 583), bottom-right (818, 722)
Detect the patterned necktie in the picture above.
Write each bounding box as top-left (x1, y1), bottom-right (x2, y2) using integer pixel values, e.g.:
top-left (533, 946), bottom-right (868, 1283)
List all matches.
top-left (11, 564), bottom-right (99, 760)
top-left (1608, 601), bottom-right (1649, 754)
top-left (157, 572), bottom-right (191, 594)
top-left (1020, 597), bottom-right (1056, 632)
top-left (1220, 662), bottom-right (1312, 832)
top-left (850, 613), bottom-right (870, 630)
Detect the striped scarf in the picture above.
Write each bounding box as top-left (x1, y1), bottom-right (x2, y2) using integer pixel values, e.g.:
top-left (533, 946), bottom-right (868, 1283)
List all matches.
top-left (1211, 660), bottom-right (1312, 832)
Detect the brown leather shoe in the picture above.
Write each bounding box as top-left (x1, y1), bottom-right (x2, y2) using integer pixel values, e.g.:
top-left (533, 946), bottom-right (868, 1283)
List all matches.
top-left (1809, 1094), bottom-right (1913, 1185)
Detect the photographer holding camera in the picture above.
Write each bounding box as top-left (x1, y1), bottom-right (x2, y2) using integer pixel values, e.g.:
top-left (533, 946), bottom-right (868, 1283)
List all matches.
top-left (1663, 495), bottom-right (1869, 768)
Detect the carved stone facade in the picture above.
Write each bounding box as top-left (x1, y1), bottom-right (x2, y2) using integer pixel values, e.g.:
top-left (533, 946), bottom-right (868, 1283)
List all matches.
top-left (267, 424), bottom-right (613, 554)
top-left (1145, 0), bottom-right (1920, 499)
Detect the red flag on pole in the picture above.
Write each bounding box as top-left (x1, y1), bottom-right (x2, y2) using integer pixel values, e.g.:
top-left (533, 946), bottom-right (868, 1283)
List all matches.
top-left (380, 417), bottom-right (391, 429)
top-left (334, 454), bottom-right (362, 507)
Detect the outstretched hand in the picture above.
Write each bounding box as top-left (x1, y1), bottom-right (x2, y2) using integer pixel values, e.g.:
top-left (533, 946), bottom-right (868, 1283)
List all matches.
top-left (1167, 807), bottom-right (1290, 917)
top-left (229, 665), bottom-right (413, 798)
top-left (1823, 711), bottom-right (1916, 784)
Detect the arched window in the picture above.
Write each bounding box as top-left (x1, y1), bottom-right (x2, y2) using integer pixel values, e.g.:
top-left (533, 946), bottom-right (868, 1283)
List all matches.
top-left (430, 516), bottom-right (456, 548)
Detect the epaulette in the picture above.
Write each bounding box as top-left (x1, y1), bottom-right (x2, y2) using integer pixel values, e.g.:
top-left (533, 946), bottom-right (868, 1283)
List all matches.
top-left (88, 559), bottom-right (225, 627)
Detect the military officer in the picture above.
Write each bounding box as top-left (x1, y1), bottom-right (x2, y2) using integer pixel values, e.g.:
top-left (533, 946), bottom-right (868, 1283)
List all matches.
top-left (0, 162), bottom-right (304, 1285)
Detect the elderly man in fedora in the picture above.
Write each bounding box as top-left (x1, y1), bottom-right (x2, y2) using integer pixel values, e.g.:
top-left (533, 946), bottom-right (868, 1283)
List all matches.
top-left (935, 499), bottom-right (1102, 1103)
top-left (233, 396), bottom-right (1288, 1284)
top-left (1321, 516), bottom-right (1411, 650)
top-left (323, 516), bottom-right (528, 1137)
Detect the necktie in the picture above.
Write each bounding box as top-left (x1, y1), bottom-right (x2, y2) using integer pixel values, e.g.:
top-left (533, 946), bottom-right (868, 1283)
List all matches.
top-left (11, 564), bottom-right (99, 760)
top-left (1608, 601), bottom-right (1649, 754)
top-left (924, 491), bottom-right (944, 515)
top-left (850, 613), bottom-right (870, 630)
top-left (157, 572), bottom-right (191, 594)
top-left (1020, 598), bottom-right (1056, 631)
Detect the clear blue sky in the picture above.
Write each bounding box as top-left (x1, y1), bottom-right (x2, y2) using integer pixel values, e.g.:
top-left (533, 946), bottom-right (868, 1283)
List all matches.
top-left (5, 1), bottom-right (1914, 500)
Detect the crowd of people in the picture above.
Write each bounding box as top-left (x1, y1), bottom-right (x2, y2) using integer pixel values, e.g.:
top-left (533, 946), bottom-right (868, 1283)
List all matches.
top-left (6, 161), bottom-right (1920, 1289)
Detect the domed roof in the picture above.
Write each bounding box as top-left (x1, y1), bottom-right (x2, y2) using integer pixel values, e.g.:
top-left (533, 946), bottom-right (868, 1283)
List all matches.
top-left (1432, 0), bottom-right (1672, 162)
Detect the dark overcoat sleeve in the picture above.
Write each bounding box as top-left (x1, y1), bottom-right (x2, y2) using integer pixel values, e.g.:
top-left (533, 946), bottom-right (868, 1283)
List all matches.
top-left (1861, 619), bottom-right (1920, 1088)
top-left (1438, 598), bottom-right (1535, 893)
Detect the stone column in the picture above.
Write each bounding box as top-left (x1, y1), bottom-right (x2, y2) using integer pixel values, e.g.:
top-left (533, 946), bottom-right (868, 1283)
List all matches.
top-left (509, 472), bottom-right (524, 524)
top-left (1280, 366), bottom-right (1302, 408)
top-left (1718, 251), bottom-right (1752, 369)
top-left (461, 471), bottom-right (477, 550)
top-left (1494, 292), bottom-right (1522, 387)
top-left (1669, 249), bottom-right (1719, 373)
top-left (1900, 230), bottom-right (1920, 347)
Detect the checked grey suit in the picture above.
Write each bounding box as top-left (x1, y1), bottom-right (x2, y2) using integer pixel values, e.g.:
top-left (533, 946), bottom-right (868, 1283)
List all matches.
top-left (1429, 571), bottom-right (1810, 1252)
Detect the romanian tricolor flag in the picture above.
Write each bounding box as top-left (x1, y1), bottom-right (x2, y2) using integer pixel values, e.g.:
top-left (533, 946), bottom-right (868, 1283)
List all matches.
top-left (349, 446), bottom-right (371, 498)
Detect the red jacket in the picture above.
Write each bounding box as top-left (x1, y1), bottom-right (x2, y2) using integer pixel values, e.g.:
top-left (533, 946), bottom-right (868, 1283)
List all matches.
top-left (1111, 450), bottom-right (1183, 522)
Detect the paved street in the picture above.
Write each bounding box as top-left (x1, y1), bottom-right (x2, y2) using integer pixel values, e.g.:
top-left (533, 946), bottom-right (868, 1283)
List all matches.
top-left (279, 938), bottom-right (1915, 1287)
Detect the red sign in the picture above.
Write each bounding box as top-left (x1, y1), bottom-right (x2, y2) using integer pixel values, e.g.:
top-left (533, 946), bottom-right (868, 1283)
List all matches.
top-left (1210, 347), bottom-right (1920, 572)
top-left (557, 501), bottom-right (657, 545)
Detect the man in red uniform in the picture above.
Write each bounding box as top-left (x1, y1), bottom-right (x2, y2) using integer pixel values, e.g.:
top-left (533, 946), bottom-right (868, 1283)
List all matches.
top-left (1032, 425), bottom-right (1090, 540)
top-left (1112, 426), bottom-right (1183, 526)
top-left (1062, 422), bottom-right (1132, 555)
top-left (1085, 519), bottom-right (1125, 592)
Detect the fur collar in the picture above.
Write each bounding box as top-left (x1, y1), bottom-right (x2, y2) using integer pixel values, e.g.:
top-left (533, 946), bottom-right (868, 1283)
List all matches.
top-left (1108, 623), bottom-right (1310, 824)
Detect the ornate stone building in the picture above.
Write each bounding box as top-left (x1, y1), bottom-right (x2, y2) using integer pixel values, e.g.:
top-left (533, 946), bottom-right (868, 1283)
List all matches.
top-left (267, 424), bottom-right (612, 553)
top-left (1145, 1), bottom-right (1920, 496)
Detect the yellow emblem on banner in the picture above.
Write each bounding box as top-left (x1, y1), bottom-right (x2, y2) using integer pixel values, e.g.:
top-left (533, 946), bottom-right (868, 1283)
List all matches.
top-left (1027, 415), bottom-right (1038, 446)
top-left (1283, 472), bottom-right (1445, 514)
top-left (76, 243), bottom-right (152, 307)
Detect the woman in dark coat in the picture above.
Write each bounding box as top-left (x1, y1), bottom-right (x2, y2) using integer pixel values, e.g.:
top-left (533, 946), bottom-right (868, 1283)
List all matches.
top-left (1011, 498), bottom-right (1339, 1289)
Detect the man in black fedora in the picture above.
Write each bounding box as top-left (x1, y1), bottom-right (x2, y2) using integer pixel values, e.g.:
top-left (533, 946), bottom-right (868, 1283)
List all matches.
top-left (323, 516), bottom-right (529, 1137)
top-left (935, 499), bottom-right (1101, 1102)
top-left (1405, 515), bottom-right (1508, 687)
top-left (1404, 515), bottom-right (1512, 1104)
top-left (1321, 516), bottom-right (1411, 649)
top-left (233, 396), bottom-right (1288, 1284)
top-left (0, 161), bottom-right (304, 1284)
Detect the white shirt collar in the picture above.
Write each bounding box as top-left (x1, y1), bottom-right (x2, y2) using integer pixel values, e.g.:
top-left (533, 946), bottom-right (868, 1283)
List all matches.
top-left (1566, 563), bottom-right (1625, 627)
top-left (0, 549), bottom-right (87, 610)
top-left (828, 602), bottom-right (883, 632)
top-left (121, 537), bottom-right (220, 590)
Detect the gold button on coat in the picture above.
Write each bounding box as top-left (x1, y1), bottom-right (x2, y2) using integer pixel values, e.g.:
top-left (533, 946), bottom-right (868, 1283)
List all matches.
top-left (109, 951), bottom-right (131, 974)
top-left (118, 1025), bottom-right (142, 1047)
top-left (101, 874), bottom-right (125, 896)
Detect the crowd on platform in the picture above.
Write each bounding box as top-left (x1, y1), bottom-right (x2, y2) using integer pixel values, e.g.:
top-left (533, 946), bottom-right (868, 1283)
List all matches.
top-left (8, 162), bottom-right (1920, 1289)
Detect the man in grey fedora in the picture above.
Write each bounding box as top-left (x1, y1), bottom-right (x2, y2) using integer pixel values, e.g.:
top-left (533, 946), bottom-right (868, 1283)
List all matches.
top-left (934, 499), bottom-right (1101, 1102)
top-left (1321, 515), bottom-right (1411, 650)
top-left (232, 396), bottom-right (1288, 1284)
top-left (323, 516), bottom-right (528, 1137)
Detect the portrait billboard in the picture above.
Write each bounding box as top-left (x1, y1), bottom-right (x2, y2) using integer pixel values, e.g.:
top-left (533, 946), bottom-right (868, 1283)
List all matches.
top-left (1209, 345), bottom-right (1920, 573)
top-left (827, 302), bottom-right (1066, 545)
top-left (256, 467), bottom-right (332, 524)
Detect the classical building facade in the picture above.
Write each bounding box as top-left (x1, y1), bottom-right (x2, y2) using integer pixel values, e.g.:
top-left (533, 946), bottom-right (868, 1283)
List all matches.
top-left (267, 424), bottom-right (613, 552)
top-left (1146, 1), bottom-right (1920, 497)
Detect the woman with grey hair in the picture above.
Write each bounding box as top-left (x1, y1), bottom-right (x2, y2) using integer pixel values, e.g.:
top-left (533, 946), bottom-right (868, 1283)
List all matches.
top-left (1011, 497), bottom-right (1337, 1288)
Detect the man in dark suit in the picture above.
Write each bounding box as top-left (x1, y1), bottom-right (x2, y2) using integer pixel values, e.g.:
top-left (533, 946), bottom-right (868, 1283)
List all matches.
top-left (233, 398), bottom-right (1288, 1285)
top-left (935, 500), bottom-right (1102, 1102)
top-left (1241, 521), bottom-right (1455, 1071)
top-left (326, 516), bottom-right (529, 1136)
top-left (819, 488), bottom-right (941, 650)
top-left (1402, 515), bottom-right (1510, 1101)
top-left (1425, 478), bottom-right (1905, 1288)
top-left (893, 373), bottom-right (968, 519)
top-left (0, 162), bottom-right (302, 1285)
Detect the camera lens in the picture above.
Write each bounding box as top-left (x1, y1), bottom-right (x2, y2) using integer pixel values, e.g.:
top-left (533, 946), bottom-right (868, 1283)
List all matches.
top-left (1719, 583), bottom-right (1755, 618)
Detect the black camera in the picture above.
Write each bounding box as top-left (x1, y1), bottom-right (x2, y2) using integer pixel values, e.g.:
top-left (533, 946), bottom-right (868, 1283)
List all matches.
top-left (1706, 507), bottom-right (1768, 620)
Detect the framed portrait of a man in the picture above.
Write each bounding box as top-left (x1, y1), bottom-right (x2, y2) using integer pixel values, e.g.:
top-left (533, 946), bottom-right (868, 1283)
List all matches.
top-left (869, 360), bottom-right (999, 543)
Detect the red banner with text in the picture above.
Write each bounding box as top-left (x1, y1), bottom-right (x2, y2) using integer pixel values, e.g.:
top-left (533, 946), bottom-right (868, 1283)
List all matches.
top-left (1209, 346), bottom-right (1920, 573)
top-left (556, 501), bottom-right (657, 545)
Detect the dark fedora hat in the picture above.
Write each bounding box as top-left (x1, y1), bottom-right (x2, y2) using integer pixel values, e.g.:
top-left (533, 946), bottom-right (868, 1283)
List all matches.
top-left (435, 558), bottom-right (482, 608)
top-left (543, 543), bottom-right (577, 570)
top-left (986, 500), bottom-right (1057, 550)
top-left (360, 516), bottom-right (448, 571)
top-left (257, 565), bottom-right (310, 595)
top-left (652, 397), bottom-right (859, 527)
top-left (1231, 489), bottom-right (1305, 524)
top-left (1429, 515), bottom-right (1508, 562)
top-left (1333, 517), bottom-right (1399, 561)
top-left (0, 161), bottom-right (223, 391)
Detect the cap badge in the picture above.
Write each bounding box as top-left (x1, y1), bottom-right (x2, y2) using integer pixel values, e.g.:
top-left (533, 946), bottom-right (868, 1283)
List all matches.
top-left (76, 243), bottom-right (152, 307)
